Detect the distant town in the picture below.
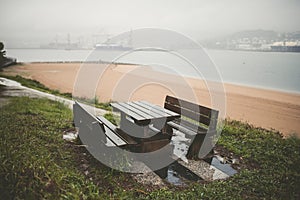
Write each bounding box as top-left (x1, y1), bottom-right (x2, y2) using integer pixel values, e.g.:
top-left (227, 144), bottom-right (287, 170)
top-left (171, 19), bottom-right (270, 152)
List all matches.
top-left (38, 29), bottom-right (300, 52)
top-left (5, 29), bottom-right (300, 52)
top-left (203, 30), bottom-right (300, 52)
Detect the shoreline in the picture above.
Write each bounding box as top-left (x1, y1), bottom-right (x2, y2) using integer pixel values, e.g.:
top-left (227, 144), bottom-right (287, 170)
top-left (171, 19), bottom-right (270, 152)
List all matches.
top-left (1, 62), bottom-right (300, 137)
top-left (223, 80), bottom-right (300, 96)
top-left (13, 61), bottom-right (300, 95)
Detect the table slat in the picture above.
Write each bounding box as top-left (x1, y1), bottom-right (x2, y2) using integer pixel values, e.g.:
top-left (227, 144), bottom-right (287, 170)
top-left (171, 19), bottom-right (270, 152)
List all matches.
top-left (129, 102), bottom-right (164, 118)
top-left (118, 102), bottom-right (154, 120)
top-left (139, 101), bottom-right (180, 117)
top-left (111, 101), bottom-right (180, 123)
top-left (133, 101), bottom-right (171, 117)
top-left (111, 102), bottom-right (145, 121)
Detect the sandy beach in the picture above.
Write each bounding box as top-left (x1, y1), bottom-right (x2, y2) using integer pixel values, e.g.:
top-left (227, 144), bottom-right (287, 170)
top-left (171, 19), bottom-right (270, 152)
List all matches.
top-left (2, 62), bottom-right (300, 137)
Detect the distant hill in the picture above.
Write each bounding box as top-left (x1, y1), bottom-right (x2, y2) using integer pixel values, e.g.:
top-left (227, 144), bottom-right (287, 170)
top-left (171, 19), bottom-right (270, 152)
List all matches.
top-left (229, 29), bottom-right (300, 40)
top-left (229, 29), bottom-right (278, 40)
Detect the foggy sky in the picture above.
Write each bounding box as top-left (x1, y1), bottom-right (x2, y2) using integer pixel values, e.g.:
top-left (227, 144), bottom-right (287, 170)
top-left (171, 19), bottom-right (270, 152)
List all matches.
top-left (1, 0), bottom-right (300, 47)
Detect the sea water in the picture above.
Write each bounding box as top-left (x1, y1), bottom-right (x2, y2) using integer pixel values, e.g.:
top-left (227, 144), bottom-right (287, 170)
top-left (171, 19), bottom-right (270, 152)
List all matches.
top-left (6, 48), bottom-right (300, 94)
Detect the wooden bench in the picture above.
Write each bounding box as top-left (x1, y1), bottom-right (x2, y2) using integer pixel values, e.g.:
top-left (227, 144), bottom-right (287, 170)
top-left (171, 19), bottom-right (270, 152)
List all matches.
top-left (164, 95), bottom-right (219, 159)
top-left (73, 102), bottom-right (138, 150)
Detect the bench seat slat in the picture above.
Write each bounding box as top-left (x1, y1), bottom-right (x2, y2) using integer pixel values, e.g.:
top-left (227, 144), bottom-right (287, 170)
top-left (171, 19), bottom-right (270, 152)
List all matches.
top-left (172, 118), bottom-right (208, 134)
top-left (97, 116), bottom-right (138, 145)
top-left (97, 116), bottom-right (127, 146)
top-left (167, 121), bottom-right (197, 137)
top-left (167, 119), bottom-right (208, 137)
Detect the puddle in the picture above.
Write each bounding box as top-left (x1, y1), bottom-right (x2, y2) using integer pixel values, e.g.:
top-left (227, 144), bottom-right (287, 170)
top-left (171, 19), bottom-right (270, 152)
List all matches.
top-left (171, 131), bottom-right (190, 163)
top-left (170, 130), bottom-right (238, 182)
top-left (0, 77), bottom-right (22, 87)
top-left (211, 156), bottom-right (237, 176)
top-left (0, 80), bottom-right (39, 98)
top-left (154, 161), bottom-right (202, 186)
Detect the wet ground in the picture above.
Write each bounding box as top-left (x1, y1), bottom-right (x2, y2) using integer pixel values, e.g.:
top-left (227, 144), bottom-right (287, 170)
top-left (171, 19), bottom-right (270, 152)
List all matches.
top-left (158, 155), bottom-right (237, 186)
top-left (167, 130), bottom-right (237, 185)
top-left (155, 161), bottom-right (202, 186)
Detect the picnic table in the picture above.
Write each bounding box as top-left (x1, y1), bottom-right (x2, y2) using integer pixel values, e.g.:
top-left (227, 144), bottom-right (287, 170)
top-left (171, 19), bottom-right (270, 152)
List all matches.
top-left (110, 101), bottom-right (180, 139)
top-left (73, 96), bottom-right (218, 157)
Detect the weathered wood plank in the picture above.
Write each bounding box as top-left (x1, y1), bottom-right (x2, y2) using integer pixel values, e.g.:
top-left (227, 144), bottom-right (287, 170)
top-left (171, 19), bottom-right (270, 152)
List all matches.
top-left (133, 101), bottom-right (169, 117)
top-left (139, 101), bottom-right (180, 118)
top-left (97, 116), bottom-right (138, 145)
top-left (165, 95), bottom-right (217, 119)
top-left (110, 102), bottom-right (146, 121)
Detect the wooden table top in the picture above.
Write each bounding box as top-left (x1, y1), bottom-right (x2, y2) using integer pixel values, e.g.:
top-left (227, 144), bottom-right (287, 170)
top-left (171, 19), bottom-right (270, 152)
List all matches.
top-left (111, 101), bottom-right (180, 124)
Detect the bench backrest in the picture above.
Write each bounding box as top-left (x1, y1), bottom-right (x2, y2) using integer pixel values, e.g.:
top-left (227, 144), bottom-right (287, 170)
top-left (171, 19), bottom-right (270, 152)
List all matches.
top-left (164, 95), bottom-right (219, 131)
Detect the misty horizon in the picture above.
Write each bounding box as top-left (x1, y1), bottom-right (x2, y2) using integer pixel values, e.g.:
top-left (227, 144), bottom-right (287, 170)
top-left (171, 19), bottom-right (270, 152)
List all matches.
top-left (1, 0), bottom-right (300, 48)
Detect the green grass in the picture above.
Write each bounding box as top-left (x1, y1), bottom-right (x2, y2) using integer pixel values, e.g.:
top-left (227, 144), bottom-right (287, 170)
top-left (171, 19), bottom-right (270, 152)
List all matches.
top-left (0, 97), bottom-right (299, 199)
top-left (103, 112), bottom-right (120, 125)
top-left (75, 96), bottom-right (112, 111)
top-left (0, 97), bottom-right (140, 199)
top-left (0, 74), bottom-right (72, 98)
top-left (0, 74), bottom-right (112, 111)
